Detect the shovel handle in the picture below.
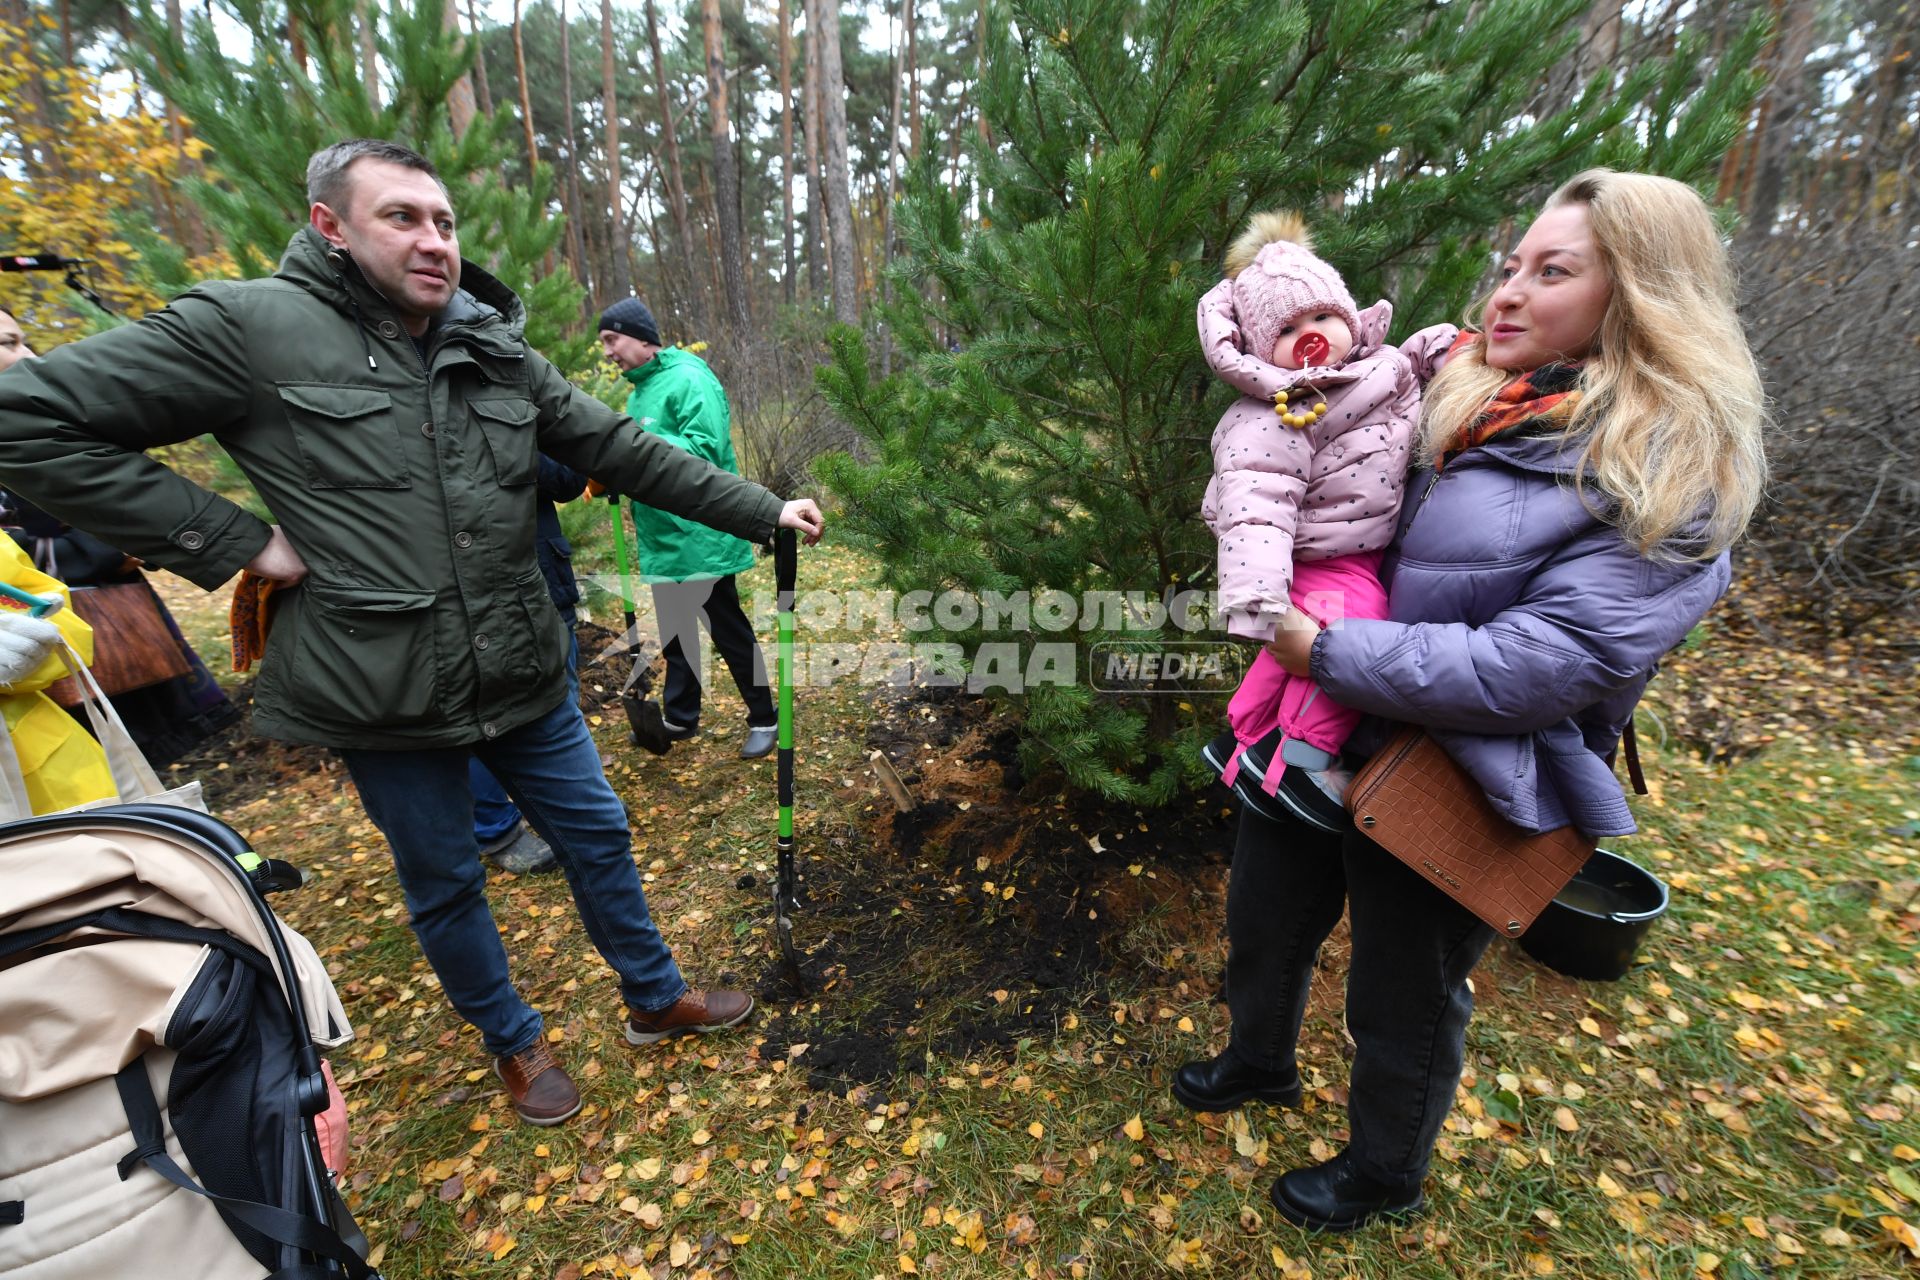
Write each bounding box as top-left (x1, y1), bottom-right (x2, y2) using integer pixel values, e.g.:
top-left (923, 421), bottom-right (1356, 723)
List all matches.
top-left (774, 526), bottom-right (797, 612)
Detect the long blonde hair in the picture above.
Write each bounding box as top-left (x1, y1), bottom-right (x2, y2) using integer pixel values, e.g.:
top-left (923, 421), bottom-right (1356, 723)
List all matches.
top-left (1417, 169), bottom-right (1768, 559)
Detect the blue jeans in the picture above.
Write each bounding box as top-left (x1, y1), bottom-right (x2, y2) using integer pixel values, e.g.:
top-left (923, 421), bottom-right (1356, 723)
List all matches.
top-left (472, 629), bottom-right (580, 844)
top-left (340, 687), bottom-right (686, 1058)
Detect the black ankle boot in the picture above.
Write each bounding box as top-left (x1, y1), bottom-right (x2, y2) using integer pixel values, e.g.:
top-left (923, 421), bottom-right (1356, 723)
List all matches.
top-left (1170, 1049), bottom-right (1302, 1112)
top-left (1269, 1150), bottom-right (1424, 1232)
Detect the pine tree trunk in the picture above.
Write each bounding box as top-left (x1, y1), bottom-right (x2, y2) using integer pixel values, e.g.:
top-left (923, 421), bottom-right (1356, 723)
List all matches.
top-left (697, 163), bottom-right (725, 313)
top-left (444, 0), bottom-right (478, 136)
top-left (511, 0), bottom-right (555, 275)
top-left (159, 0), bottom-right (209, 255)
top-left (58, 0), bottom-right (72, 66)
top-left (703, 0), bottom-right (751, 333)
top-left (975, 0), bottom-right (990, 146)
top-left (109, 5), bottom-right (186, 257)
top-left (1739, 0), bottom-right (1817, 249)
top-left (558, 0), bottom-right (591, 300)
top-left (362, 2), bottom-right (383, 110)
top-left (2, 0), bottom-right (62, 188)
top-left (1852, 25), bottom-right (1913, 226)
top-left (905, 0), bottom-right (919, 155)
top-left (812, 0), bottom-right (857, 324)
top-left (801, 0), bottom-right (827, 296)
top-left (601, 0), bottom-right (635, 297)
top-left (778, 0), bottom-right (796, 304)
top-left (644, 0), bottom-right (701, 326)
top-left (880, 1), bottom-right (904, 373)
top-left (463, 0), bottom-right (490, 116)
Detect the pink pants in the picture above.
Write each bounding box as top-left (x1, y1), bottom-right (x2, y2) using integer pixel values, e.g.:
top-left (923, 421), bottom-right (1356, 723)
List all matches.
top-left (1219, 551), bottom-right (1388, 795)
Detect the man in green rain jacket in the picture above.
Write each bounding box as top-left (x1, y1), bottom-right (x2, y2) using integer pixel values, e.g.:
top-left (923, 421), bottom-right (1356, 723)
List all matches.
top-left (0, 139), bottom-right (824, 1128)
top-left (597, 298), bottom-right (776, 759)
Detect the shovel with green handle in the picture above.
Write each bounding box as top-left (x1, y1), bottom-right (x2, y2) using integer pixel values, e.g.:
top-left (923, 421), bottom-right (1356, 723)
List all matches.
top-left (771, 527), bottom-right (802, 977)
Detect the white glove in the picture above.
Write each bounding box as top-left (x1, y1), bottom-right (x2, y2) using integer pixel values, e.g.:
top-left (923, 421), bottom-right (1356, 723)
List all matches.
top-left (0, 612), bottom-right (65, 685)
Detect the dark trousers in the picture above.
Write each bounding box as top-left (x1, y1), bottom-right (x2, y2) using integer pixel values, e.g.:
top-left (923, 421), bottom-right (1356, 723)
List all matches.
top-left (1225, 808), bottom-right (1495, 1187)
top-left (651, 574), bottom-right (776, 728)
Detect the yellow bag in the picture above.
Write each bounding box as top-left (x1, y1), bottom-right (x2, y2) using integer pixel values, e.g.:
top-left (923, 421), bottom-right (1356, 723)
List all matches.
top-left (0, 535), bottom-right (114, 814)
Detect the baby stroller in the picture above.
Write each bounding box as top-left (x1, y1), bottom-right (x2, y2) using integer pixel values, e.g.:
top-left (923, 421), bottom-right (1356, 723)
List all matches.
top-left (0, 803), bottom-right (377, 1279)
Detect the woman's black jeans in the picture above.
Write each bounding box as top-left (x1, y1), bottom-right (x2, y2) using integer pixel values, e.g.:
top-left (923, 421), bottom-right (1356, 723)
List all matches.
top-left (1225, 806), bottom-right (1496, 1188)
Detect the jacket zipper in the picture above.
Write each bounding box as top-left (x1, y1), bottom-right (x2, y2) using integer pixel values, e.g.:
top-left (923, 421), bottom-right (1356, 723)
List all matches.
top-left (1405, 469), bottom-right (1443, 534)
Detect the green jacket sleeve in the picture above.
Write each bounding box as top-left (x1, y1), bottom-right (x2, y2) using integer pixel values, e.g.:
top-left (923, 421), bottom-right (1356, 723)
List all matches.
top-left (526, 348), bottom-right (781, 543)
top-left (0, 287), bottom-right (273, 589)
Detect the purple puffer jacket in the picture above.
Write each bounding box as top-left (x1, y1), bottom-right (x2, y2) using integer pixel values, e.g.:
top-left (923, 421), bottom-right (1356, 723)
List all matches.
top-left (1310, 431), bottom-right (1730, 837)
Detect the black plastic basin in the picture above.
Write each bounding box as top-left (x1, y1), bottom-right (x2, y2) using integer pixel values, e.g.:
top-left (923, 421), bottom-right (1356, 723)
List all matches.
top-left (1518, 848), bottom-right (1669, 981)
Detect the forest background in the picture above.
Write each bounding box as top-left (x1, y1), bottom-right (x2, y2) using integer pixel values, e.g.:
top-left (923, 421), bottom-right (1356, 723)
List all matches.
top-left (1, 0), bottom-right (1913, 797)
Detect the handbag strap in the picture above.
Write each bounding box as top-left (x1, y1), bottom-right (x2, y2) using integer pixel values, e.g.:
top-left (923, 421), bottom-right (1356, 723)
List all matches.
top-left (0, 712), bottom-right (37, 822)
top-left (55, 639), bottom-right (167, 801)
top-left (1621, 718), bottom-right (1647, 796)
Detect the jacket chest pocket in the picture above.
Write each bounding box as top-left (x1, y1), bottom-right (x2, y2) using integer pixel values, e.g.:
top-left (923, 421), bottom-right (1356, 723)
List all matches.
top-left (276, 384), bottom-right (410, 489)
top-left (470, 398), bottom-right (538, 486)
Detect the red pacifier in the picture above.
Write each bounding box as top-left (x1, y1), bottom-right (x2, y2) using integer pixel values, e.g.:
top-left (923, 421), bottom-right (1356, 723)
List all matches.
top-left (1292, 331), bottom-right (1331, 367)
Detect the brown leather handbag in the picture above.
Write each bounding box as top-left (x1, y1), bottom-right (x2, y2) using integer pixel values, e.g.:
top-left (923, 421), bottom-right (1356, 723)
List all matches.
top-left (45, 582), bottom-right (192, 706)
top-left (1344, 727), bottom-right (1596, 937)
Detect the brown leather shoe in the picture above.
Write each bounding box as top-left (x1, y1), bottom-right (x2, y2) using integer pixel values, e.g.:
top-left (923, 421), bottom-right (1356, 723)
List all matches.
top-left (626, 988), bottom-right (754, 1045)
top-left (494, 1040), bottom-right (582, 1127)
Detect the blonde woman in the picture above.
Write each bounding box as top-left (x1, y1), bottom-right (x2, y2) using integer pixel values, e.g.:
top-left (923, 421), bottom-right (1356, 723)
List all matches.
top-left (1172, 170), bottom-right (1767, 1231)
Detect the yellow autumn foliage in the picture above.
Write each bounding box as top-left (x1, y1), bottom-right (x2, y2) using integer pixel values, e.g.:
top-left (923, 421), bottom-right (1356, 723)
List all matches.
top-left (0, 14), bottom-right (232, 347)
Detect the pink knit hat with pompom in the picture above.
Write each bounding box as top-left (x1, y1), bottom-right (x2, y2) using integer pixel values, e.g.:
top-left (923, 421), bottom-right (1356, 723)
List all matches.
top-left (1231, 233), bottom-right (1361, 369)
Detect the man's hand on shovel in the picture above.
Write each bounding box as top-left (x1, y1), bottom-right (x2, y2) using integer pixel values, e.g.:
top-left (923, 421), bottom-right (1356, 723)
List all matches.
top-left (778, 498), bottom-right (824, 545)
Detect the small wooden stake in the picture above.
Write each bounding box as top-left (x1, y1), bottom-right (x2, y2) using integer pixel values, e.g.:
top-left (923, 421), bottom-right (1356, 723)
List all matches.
top-left (869, 749), bottom-right (916, 812)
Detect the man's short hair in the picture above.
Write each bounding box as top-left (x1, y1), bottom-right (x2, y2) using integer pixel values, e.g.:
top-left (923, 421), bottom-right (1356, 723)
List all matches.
top-left (306, 139), bottom-right (447, 214)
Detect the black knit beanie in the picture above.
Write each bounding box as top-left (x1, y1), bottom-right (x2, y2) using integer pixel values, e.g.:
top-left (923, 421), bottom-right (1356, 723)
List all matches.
top-left (598, 297), bottom-right (661, 345)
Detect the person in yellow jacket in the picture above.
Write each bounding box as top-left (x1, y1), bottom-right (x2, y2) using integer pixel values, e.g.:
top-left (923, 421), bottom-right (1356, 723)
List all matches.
top-left (0, 531), bottom-right (114, 813)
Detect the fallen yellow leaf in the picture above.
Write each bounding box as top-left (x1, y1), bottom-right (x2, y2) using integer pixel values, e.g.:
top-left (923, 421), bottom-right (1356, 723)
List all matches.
top-left (1122, 1115), bottom-right (1145, 1142)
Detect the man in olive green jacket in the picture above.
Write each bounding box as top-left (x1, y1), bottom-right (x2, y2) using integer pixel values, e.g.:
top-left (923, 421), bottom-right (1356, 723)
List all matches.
top-left (0, 139), bottom-right (824, 1127)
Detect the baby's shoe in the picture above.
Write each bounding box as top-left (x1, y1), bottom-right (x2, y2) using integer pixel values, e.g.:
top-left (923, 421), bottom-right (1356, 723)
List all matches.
top-left (1237, 731), bottom-right (1351, 833)
top-left (1202, 729), bottom-right (1299, 826)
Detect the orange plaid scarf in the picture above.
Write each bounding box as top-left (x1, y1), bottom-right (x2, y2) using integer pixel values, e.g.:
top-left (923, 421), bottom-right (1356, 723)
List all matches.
top-left (1438, 336), bottom-right (1583, 470)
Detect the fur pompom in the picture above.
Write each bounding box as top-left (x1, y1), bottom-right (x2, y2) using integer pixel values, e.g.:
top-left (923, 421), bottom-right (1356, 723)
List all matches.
top-left (1225, 210), bottom-right (1311, 278)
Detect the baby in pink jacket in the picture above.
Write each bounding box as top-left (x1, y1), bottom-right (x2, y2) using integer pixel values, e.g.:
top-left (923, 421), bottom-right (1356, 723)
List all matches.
top-left (1198, 212), bottom-right (1455, 830)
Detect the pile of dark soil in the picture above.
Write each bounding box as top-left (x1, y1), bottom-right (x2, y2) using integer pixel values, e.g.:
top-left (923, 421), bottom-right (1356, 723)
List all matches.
top-left (753, 685), bottom-right (1237, 1095)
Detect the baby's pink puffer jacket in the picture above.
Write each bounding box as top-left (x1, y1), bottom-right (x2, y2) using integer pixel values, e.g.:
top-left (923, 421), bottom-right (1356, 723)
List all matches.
top-left (1198, 277), bottom-right (1456, 642)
